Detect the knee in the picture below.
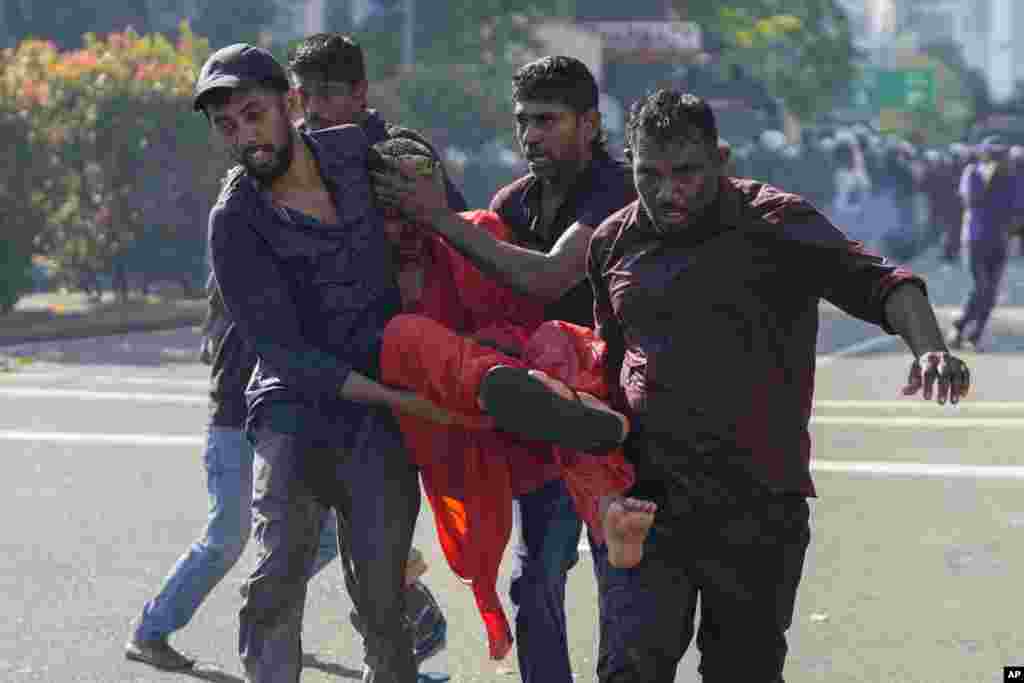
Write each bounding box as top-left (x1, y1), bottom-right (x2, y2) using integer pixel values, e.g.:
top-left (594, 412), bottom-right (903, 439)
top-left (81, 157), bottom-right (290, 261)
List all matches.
top-left (199, 532), bottom-right (248, 571)
top-left (385, 313), bottom-right (436, 345)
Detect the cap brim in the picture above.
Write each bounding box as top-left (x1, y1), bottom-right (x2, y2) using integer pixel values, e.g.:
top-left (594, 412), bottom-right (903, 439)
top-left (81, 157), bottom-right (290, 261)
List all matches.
top-left (193, 74), bottom-right (243, 111)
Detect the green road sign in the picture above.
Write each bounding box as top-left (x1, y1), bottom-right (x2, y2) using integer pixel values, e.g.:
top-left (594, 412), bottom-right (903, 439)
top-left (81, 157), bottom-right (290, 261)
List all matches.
top-left (875, 68), bottom-right (937, 111)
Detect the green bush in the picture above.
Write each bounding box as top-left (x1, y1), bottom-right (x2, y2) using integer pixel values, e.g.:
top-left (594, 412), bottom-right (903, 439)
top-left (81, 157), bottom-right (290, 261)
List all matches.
top-left (0, 243), bottom-right (33, 314)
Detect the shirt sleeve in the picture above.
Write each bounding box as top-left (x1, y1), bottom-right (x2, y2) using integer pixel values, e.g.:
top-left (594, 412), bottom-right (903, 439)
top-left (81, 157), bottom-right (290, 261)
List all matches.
top-left (586, 226), bottom-right (626, 398)
top-left (780, 202), bottom-right (926, 333)
top-left (960, 165), bottom-right (982, 207)
top-left (208, 203), bottom-right (354, 401)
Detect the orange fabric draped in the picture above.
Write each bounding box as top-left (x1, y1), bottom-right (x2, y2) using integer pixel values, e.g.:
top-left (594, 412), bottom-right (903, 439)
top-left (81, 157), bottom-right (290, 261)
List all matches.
top-left (378, 211), bottom-right (634, 660)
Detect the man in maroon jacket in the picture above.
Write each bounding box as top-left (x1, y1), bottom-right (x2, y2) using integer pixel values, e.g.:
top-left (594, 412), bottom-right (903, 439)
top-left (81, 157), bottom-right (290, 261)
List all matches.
top-left (586, 90), bottom-right (971, 683)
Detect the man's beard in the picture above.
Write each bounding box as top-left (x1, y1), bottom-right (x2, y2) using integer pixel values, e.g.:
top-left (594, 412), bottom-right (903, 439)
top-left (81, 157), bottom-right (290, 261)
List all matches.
top-left (237, 129), bottom-right (294, 182)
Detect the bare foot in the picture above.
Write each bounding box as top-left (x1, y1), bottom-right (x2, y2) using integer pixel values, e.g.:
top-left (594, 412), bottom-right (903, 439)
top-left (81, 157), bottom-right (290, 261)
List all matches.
top-left (601, 495), bottom-right (657, 568)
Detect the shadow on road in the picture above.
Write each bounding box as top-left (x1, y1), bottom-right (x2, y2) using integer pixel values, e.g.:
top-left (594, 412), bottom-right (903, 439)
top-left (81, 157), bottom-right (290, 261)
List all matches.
top-left (183, 666), bottom-right (246, 683)
top-left (301, 653), bottom-right (362, 679)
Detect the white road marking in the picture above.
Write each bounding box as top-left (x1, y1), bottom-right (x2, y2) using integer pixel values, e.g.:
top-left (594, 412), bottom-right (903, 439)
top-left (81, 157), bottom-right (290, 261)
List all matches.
top-left (812, 460), bottom-right (1024, 479)
top-left (0, 372), bottom-right (209, 389)
top-left (817, 334), bottom-right (901, 366)
top-left (810, 415), bottom-right (1024, 428)
top-left (814, 400), bottom-right (1024, 411)
top-left (0, 387), bottom-right (207, 404)
top-left (0, 431), bottom-right (203, 446)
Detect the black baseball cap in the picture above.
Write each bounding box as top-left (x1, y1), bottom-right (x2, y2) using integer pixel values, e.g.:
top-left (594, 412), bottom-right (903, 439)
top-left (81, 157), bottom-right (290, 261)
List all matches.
top-left (193, 43), bottom-right (289, 112)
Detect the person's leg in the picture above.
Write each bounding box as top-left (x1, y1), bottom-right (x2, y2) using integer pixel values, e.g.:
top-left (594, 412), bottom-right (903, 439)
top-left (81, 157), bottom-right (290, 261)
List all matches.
top-left (967, 246), bottom-right (1009, 345)
top-left (307, 507), bottom-right (340, 580)
top-left (509, 478), bottom-right (583, 683)
top-left (333, 408), bottom-right (420, 683)
top-left (239, 426), bottom-right (325, 683)
top-left (591, 525), bottom-right (697, 683)
top-left (951, 240), bottom-right (984, 343)
top-left (380, 314), bottom-right (627, 453)
top-left (692, 494), bottom-right (811, 683)
top-left (129, 426), bottom-right (253, 667)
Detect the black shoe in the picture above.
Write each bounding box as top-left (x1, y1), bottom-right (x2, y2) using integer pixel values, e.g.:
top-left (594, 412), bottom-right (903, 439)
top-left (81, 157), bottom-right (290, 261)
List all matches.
top-left (124, 636), bottom-right (194, 671)
top-left (478, 365), bottom-right (628, 454)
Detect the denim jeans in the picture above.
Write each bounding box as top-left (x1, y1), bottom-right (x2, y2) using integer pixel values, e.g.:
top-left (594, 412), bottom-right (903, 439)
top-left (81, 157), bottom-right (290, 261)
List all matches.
top-left (134, 425), bottom-right (339, 642)
top-left (509, 478), bottom-right (583, 683)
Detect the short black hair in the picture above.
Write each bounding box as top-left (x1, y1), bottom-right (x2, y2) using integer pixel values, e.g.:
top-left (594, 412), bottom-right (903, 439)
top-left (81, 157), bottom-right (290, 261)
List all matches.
top-left (512, 55), bottom-right (607, 154)
top-left (625, 89), bottom-right (718, 153)
top-left (512, 55), bottom-right (599, 113)
top-left (287, 33), bottom-right (366, 84)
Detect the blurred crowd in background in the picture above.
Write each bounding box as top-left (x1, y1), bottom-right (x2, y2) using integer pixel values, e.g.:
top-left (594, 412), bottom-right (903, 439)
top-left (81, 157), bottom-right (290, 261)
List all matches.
top-left (713, 125), bottom-right (1023, 264)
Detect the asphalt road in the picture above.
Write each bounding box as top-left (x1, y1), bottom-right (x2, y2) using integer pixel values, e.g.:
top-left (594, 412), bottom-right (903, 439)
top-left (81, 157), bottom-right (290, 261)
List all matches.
top-left (3, 304), bottom-right (1023, 682)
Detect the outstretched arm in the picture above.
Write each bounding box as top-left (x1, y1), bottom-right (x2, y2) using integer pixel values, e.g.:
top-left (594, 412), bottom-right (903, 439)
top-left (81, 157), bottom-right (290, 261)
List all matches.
top-left (372, 165), bottom-right (589, 301)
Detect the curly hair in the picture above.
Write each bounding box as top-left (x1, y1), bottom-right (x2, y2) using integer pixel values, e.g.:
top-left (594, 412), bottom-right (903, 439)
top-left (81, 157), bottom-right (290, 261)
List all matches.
top-left (512, 55), bottom-right (607, 154)
top-left (625, 89), bottom-right (718, 153)
top-left (369, 127), bottom-right (445, 182)
top-left (287, 32), bottom-right (366, 84)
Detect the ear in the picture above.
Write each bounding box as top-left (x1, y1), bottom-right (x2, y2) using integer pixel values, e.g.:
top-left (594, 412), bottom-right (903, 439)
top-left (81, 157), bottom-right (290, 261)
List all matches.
top-left (352, 80), bottom-right (369, 107)
top-left (718, 142), bottom-right (731, 166)
top-left (582, 108), bottom-right (600, 144)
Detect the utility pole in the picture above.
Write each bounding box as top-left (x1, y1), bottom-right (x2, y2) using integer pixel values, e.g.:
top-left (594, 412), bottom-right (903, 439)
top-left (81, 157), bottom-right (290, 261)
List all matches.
top-left (401, 0), bottom-right (415, 69)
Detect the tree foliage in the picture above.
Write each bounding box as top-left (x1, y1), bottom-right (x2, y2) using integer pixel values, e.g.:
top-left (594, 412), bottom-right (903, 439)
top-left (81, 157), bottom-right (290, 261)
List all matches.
top-left (2, 0), bottom-right (286, 51)
top-left (677, 0), bottom-right (857, 122)
top-left (0, 23), bottom-right (220, 302)
top-left (328, 0), bottom-right (563, 148)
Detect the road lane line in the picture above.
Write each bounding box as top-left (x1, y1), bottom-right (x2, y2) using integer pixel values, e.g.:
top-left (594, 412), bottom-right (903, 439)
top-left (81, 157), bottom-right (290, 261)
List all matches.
top-left (0, 387), bottom-right (206, 404)
top-left (814, 400), bottom-right (1024, 410)
top-left (0, 431), bottom-right (203, 446)
top-left (0, 372), bottom-right (209, 389)
top-left (810, 415), bottom-right (1024, 428)
top-left (817, 334), bottom-right (901, 367)
top-left (812, 460), bottom-right (1024, 478)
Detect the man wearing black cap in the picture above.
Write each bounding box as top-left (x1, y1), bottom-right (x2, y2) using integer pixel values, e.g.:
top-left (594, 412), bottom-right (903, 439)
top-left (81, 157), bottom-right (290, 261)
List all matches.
top-left (192, 43), bottom-right (431, 683)
top-left (190, 43), bottom-right (625, 683)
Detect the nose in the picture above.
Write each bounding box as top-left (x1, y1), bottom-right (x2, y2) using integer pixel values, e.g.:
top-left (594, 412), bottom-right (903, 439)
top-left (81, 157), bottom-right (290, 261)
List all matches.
top-left (520, 122), bottom-right (543, 147)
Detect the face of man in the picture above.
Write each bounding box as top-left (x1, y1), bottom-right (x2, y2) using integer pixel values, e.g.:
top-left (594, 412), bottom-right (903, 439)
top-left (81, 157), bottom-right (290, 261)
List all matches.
top-left (208, 89), bottom-right (295, 183)
top-left (379, 155), bottom-right (440, 265)
top-left (631, 130), bottom-right (723, 235)
top-left (514, 100), bottom-right (596, 183)
top-left (292, 76), bottom-right (368, 130)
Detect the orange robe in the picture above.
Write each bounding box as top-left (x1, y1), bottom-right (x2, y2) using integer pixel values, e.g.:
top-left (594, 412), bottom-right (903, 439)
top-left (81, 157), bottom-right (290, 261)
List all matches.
top-left (379, 210), bottom-right (634, 659)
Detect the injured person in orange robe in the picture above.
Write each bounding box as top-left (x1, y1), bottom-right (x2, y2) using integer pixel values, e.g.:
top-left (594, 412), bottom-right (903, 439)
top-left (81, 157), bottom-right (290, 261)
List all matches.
top-left (376, 207), bottom-right (653, 660)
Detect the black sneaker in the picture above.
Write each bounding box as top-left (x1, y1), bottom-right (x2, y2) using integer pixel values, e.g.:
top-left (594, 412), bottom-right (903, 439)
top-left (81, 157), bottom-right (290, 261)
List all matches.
top-left (124, 636), bottom-right (194, 671)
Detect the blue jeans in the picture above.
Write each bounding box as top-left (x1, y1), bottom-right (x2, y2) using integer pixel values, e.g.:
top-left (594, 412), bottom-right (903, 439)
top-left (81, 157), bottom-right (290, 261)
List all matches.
top-left (134, 425), bottom-right (339, 641)
top-left (509, 478), bottom-right (583, 683)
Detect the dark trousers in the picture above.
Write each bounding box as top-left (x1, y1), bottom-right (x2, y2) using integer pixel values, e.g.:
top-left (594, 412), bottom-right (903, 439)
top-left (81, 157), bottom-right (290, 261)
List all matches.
top-left (591, 437), bottom-right (810, 683)
top-left (510, 478), bottom-right (584, 683)
top-left (240, 407), bottom-right (420, 683)
top-left (956, 241), bottom-right (1009, 343)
